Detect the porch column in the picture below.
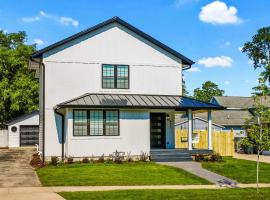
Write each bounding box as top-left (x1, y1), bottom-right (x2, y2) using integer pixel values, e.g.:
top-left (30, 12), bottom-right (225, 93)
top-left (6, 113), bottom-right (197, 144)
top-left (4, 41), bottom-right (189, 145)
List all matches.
top-left (207, 110), bottom-right (213, 150)
top-left (187, 109), bottom-right (193, 150)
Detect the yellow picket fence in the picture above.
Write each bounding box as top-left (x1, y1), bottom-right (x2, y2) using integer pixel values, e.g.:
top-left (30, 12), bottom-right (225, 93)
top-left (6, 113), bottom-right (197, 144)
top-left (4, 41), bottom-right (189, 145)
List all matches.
top-left (175, 130), bottom-right (234, 156)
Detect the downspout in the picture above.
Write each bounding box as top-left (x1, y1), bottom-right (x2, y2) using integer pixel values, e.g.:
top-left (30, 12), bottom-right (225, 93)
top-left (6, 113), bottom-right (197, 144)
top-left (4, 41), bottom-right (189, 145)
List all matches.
top-left (30, 56), bottom-right (46, 163)
top-left (55, 109), bottom-right (65, 161)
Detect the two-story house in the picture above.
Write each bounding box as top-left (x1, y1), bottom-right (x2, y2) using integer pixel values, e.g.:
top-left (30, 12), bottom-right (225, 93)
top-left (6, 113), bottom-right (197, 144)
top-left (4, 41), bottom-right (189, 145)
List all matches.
top-left (29, 17), bottom-right (223, 161)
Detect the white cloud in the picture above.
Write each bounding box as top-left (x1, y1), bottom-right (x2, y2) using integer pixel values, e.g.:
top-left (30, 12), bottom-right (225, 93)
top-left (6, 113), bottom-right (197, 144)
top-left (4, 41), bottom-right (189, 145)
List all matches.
top-left (238, 46), bottom-right (243, 52)
top-left (34, 38), bottom-right (44, 46)
top-left (225, 41), bottom-right (230, 46)
top-left (22, 16), bottom-right (40, 22)
top-left (224, 80), bottom-right (230, 85)
top-left (199, 1), bottom-right (242, 25)
top-left (198, 56), bottom-right (233, 68)
top-left (187, 67), bottom-right (201, 73)
top-left (22, 11), bottom-right (79, 27)
top-left (59, 17), bottom-right (79, 27)
top-left (248, 60), bottom-right (253, 65)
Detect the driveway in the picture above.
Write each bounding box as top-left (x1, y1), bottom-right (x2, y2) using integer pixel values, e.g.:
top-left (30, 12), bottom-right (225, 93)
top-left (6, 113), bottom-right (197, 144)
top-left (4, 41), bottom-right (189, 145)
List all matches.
top-left (0, 147), bottom-right (41, 187)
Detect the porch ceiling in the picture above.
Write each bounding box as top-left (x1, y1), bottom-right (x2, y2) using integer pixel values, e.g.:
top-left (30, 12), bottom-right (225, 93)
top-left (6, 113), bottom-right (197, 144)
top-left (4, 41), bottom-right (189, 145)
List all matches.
top-left (55, 93), bottom-right (225, 111)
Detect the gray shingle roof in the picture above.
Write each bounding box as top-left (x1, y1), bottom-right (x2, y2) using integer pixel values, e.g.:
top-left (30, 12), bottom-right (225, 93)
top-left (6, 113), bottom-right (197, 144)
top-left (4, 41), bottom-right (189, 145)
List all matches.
top-left (211, 96), bottom-right (270, 108)
top-left (55, 93), bottom-right (224, 110)
top-left (175, 110), bottom-right (252, 126)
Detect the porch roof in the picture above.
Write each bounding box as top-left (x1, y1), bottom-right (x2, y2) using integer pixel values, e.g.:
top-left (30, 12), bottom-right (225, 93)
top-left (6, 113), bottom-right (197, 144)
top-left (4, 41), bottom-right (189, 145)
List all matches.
top-left (55, 93), bottom-right (225, 111)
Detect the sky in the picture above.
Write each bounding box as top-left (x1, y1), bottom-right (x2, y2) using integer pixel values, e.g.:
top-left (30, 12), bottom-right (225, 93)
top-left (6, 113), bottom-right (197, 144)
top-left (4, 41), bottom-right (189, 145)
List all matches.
top-left (0, 0), bottom-right (269, 96)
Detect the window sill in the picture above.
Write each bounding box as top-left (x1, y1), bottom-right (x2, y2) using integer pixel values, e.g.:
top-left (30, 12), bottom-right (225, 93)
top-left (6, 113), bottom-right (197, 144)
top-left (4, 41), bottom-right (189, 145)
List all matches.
top-left (71, 136), bottom-right (122, 140)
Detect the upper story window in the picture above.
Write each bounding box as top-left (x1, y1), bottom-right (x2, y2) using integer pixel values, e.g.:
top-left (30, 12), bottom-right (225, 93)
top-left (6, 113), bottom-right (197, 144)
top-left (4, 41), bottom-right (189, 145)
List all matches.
top-left (102, 64), bottom-right (129, 89)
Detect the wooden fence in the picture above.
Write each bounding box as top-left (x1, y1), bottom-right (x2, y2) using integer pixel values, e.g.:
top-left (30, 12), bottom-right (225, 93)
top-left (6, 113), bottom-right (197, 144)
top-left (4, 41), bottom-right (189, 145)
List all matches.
top-left (0, 129), bottom-right (8, 148)
top-left (175, 130), bottom-right (234, 156)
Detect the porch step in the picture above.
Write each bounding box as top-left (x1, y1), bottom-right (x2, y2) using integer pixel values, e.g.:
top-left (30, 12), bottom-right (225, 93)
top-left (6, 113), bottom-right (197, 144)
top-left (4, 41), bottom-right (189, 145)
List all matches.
top-left (150, 149), bottom-right (193, 162)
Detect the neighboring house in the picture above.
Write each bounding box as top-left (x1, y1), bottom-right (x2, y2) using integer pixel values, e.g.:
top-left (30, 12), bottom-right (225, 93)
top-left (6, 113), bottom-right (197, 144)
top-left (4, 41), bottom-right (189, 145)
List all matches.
top-left (29, 17), bottom-right (223, 161)
top-left (6, 110), bottom-right (39, 147)
top-left (175, 117), bottom-right (224, 132)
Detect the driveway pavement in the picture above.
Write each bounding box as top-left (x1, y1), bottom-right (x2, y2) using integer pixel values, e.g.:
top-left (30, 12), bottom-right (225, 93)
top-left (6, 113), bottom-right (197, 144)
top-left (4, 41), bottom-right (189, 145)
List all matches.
top-left (0, 147), bottom-right (41, 187)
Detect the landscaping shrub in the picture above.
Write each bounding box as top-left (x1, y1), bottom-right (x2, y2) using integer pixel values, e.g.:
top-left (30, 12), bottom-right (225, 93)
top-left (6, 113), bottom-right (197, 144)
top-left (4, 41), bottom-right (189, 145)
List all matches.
top-left (97, 154), bottom-right (105, 163)
top-left (90, 154), bottom-right (95, 163)
top-left (66, 156), bottom-right (74, 164)
top-left (113, 150), bottom-right (124, 164)
top-left (126, 152), bottom-right (133, 162)
top-left (195, 152), bottom-right (222, 162)
top-left (209, 152), bottom-right (222, 162)
top-left (139, 152), bottom-right (149, 162)
top-left (81, 157), bottom-right (90, 163)
top-left (194, 154), bottom-right (205, 162)
top-left (51, 156), bottom-right (59, 166)
top-left (30, 153), bottom-right (43, 168)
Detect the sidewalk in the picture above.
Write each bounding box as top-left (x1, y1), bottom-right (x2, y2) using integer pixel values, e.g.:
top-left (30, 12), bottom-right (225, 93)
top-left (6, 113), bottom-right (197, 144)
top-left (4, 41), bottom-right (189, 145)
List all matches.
top-left (1, 184), bottom-right (270, 200)
top-left (234, 153), bottom-right (270, 163)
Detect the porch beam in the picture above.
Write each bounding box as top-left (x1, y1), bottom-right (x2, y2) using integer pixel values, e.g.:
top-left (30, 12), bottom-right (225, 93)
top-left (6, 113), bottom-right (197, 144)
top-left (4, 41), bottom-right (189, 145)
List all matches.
top-left (208, 110), bottom-right (213, 150)
top-left (187, 109), bottom-right (193, 150)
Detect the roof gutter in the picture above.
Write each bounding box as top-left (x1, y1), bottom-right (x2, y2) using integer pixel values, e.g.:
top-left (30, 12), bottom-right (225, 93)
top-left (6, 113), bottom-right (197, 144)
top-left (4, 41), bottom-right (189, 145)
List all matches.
top-left (30, 56), bottom-right (45, 163)
top-left (182, 64), bottom-right (192, 71)
top-left (55, 109), bottom-right (65, 161)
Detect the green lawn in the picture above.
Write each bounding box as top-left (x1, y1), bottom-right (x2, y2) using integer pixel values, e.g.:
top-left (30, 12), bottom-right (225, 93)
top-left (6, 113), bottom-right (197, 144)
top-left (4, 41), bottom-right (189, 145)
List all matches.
top-left (36, 162), bottom-right (210, 186)
top-left (202, 157), bottom-right (270, 183)
top-left (59, 189), bottom-right (270, 200)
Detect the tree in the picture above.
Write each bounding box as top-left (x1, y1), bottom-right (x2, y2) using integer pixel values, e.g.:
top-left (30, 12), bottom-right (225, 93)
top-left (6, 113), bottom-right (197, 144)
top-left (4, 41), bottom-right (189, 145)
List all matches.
top-left (193, 81), bottom-right (224, 102)
top-left (0, 30), bottom-right (38, 127)
top-left (240, 96), bottom-right (270, 192)
top-left (242, 26), bottom-right (270, 95)
top-left (182, 76), bottom-right (189, 96)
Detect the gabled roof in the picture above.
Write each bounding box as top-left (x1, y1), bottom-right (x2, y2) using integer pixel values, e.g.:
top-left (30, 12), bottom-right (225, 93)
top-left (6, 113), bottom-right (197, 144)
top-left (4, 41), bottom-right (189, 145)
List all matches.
top-left (211, 96), bottom-right (270, 109)
top-left (6, 110), bottom-right (39, 126)
top-left (175, 116), bottom-right (225, 128)
top-left (31, 16), bottom-right (194, 66)
top-left (55, 93), bottom-right (224, 110)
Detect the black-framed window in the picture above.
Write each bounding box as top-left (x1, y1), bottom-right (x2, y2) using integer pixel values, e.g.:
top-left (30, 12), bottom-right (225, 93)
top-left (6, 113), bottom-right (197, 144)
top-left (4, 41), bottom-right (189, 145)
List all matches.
top-left (102, 64), bottom-right (129, 89)
top-left (73, 109), bottom-right (119, 136)
top-left (73, 110), bottom-right (88, 136)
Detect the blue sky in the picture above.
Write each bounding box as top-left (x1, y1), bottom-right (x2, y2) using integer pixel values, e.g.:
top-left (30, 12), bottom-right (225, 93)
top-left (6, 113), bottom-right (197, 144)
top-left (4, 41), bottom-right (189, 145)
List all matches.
top-left (0, 0), bottom-right (269, 96)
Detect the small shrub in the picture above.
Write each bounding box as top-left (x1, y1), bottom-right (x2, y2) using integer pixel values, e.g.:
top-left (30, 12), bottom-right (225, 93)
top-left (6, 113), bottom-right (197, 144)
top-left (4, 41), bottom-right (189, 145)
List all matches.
top-left (194, 154), bottom-right (205, 162)
top-left (209, 152), bottom-right (222, 162)
top-left (30, 153), bottom-right (43, 168)
top-left (90, 154), bottom-right (95, 163)
top-left (113, 150), bottom-right (124, 164)
top-left (139, 152), bottom-right (149, 162)
top-left (66, 156), bottom-right (74, 164)
top-left (81, 157), bottom-right (89, 163)
top-left (51, 156), bottom-right (59, 166)
top-left (126, 152), bottom-right (133, 162)
top-left (97, 154), bottom-right (105, 163)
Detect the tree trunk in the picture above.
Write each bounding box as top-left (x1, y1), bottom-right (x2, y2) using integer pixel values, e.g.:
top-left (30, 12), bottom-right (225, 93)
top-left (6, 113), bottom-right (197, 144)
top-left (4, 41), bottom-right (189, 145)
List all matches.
top-left (256, 150), bottom-right (260, 193)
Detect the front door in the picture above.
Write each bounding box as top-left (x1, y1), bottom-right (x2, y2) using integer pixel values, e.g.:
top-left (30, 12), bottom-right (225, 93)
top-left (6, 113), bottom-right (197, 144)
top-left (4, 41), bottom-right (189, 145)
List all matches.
top-left (150, 113), bottom-right (165, 149)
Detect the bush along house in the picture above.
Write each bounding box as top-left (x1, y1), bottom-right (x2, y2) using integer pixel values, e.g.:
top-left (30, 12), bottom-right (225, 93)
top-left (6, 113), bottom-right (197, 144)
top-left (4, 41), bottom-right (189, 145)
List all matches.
top-left (29, 17), bottom-right (224, 162)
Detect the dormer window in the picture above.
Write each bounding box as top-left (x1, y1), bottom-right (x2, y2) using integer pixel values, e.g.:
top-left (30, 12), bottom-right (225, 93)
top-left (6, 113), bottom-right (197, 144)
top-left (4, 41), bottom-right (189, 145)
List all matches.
top-left (102, 64), bottom-right (129, 89)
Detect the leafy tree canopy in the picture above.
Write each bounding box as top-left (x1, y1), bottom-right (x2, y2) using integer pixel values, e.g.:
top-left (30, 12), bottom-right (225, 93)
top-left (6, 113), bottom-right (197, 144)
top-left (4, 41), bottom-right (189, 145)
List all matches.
top-left (0, 30), bottom-right (38, 127)
top-left (242, 26), bottom-right (270, 95)
top-left (193, 81), bottom-right (224, 102)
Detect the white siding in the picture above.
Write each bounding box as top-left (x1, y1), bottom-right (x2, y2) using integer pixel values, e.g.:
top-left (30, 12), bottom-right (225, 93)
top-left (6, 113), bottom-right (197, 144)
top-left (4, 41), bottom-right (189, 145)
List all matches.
top-left (42, 23), bottom-right (183, 157)
top-left (0, 130), bottom-right (8, 148)
top-left (8, 114), bottom-right (39, 147)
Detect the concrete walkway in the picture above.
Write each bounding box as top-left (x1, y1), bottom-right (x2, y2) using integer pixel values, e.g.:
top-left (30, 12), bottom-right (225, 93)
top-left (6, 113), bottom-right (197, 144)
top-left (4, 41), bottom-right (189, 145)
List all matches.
top-left (159, 161), bottom-right (238, 187)
top-left (1, 184), bottom-right (270, 199)
top-left (234, 153), bottom-right (270, 163)
top-left (0, 147), bottom-right (41, 187)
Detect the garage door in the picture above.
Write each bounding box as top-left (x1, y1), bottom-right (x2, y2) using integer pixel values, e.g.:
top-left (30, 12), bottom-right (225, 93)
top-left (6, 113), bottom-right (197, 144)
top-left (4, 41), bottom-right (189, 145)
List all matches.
top-left (20, 125), bottom-right (39, 146)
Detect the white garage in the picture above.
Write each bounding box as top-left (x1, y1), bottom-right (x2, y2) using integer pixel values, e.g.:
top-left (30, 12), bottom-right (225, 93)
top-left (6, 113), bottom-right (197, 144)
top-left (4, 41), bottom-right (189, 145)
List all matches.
top-left (7, 111), bottom-right (39, 147)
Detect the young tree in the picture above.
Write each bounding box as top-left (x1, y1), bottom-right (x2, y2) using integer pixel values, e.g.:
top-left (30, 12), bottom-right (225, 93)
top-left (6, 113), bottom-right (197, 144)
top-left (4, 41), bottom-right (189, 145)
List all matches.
top-left (0, 31), bottom-right (38, 127)
top-left (241, 96), bottom-right (270, 192)
top-left (193, 81), bottom-right (224, 102)
top-left (182, 77), bottom-right (189, 96)
top-left (242, 26), bottom-right (270, 95)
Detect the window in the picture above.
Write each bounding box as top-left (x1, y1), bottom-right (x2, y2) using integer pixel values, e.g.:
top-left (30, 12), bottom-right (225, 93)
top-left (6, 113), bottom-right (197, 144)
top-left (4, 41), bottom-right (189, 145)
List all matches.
top-left (73, 110), bottom-right (119, 136)
top-left (105, 111), bottom-right (119, 136)
top-left (73, 110), bottom-right (88, 136)
top-left (102, 64), bottom-right (129, 89)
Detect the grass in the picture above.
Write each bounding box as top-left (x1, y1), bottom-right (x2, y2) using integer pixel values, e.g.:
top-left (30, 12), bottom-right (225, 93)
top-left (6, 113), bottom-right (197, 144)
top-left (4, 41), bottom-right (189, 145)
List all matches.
top-left (202, 157), bottom-right (270, 183)
top-left (36, 162), bottom-right (210, 186)
top-left (59, 189), bottom-right (270, 200)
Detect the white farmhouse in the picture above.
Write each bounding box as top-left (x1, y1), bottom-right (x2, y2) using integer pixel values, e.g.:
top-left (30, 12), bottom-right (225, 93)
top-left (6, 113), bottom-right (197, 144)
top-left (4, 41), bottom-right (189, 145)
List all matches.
top-left (29, 17), bottom-right (223, 161)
